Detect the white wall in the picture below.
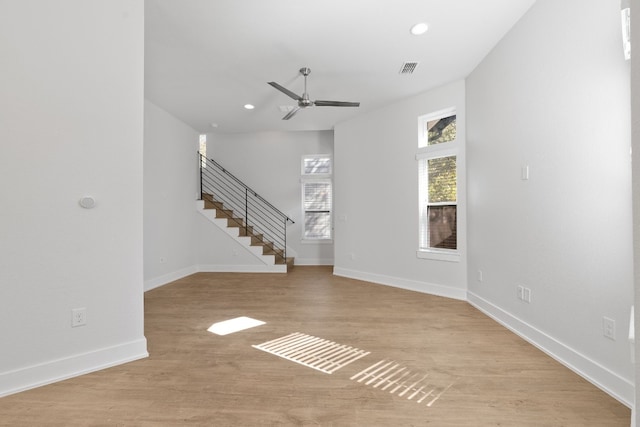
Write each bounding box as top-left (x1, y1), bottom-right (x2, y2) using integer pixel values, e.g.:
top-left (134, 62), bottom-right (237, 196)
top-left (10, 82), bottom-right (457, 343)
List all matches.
top-left (0, 0), bottom-right (147, 396)
top-left (144, 100), bottom-right (200, 290)
top-left (205, 130), bottom-right (334, 265)
top-left (632, 0), bottom-right (640, 424)
top-left (467, 0), bottom-right (633, 405)
top-left (333, 80), bottom-right (467, 300)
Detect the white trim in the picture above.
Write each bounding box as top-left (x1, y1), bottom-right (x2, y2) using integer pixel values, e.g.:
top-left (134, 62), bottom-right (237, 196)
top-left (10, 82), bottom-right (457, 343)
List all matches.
top-left (418, 106), bottom-right (457, 122)
top-left (301, 179), bottom-right (333, 241)
top-left (416, 111), bottom-right (459, 256)
top-left (467, 291), bottom-right (634, 408)
top-left (301, 154), bottom-right (332, 176)
top-left (418, 152), bottom-right (459, 253)
top-left (196, 200), bottom-right (279, 266)
top-left (145, 263), bottom-right (288, 292)
top-left (416, 143), bottom-right (458, 159)
top-left (416, 249), bottom-right (460, 263)
top-left (144, 265), bottom-right (198, 291)
top-left (417, 107), bottom-right (457, 149)
top-left (198, 264), bottom-right (287, 273)
top-left (144, 261), bottom-right (332, 289)
top-left (0, 338), bottom-right (148, 398)
top-left (333, 266), bottom-right (466, 301)
top-left (301, 154), bottom-right (333, 242)
top-left (293, 258), bottom-right (334, 266)
top-left (301, 239), bottom-right (333, 245)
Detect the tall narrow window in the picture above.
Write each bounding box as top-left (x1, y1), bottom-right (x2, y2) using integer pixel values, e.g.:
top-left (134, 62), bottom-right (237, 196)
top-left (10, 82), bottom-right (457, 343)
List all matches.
top-left (417, 109), bottom-right (458, 259)
top-left (419, 155), bottom-right (457, 250)
top-left (301, 155), bottom-right (332, 241)
top-left (199, 134), bottom-right (207, 168)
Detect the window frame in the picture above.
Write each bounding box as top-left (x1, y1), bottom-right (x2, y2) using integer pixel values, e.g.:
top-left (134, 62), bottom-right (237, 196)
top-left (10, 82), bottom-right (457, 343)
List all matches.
top-left (301, 154), bottom-right (332, 176)
top-left (199, 134), bottom-right (207, 168)
top-left (301, 155), bottom-right (333, 243)
top-left (416, 108), bottom-right (459, 262)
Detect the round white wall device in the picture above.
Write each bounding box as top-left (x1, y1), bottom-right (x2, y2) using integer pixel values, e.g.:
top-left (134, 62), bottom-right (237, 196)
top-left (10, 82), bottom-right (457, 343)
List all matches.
top-left (79, 196), bottom-right (96, 209)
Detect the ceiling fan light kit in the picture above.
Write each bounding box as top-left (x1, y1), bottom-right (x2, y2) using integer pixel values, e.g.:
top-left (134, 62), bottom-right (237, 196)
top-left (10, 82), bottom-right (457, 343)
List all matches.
top-left (268, 67), bottom-right (360, 120)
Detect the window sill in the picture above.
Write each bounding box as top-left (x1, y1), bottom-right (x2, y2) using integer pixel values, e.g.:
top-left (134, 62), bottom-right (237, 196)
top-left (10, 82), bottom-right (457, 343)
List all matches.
top-left (302, 239), bottom-right (334, 245)
top-left (416, 249), bottom-right (459, 263)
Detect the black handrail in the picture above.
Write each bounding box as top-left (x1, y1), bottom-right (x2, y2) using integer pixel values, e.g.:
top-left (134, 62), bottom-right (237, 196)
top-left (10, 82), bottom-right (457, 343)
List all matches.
top-left (198, 152), bottom-right (294, 261)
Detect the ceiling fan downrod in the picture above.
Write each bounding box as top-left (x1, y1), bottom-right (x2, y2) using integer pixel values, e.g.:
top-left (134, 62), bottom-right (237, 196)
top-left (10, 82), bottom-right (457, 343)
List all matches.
top-left (300, 67), bottom-right (312, 107)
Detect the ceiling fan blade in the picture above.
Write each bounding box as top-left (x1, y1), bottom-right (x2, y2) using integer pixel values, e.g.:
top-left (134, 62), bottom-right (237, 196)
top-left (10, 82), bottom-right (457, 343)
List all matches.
top-left (314, 100), bottom-right (360, 107)
top-left (282, 106), bottom-right (301, 120)
top-left (268, 82), bottom-right (302, 101)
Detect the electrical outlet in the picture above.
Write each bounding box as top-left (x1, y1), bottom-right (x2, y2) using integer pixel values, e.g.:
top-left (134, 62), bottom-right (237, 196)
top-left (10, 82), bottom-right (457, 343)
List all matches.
top-left (71, 308), bottom-right (87, 327)
top-left (517, 285), bottom-right (531, 303)
top-left (477, 270), bottom-right (483, 282)
top-left (603, 317), bottom-right (616, 340)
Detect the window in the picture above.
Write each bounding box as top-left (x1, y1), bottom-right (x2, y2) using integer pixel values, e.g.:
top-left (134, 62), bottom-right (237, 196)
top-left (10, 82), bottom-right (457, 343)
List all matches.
top-left (302, 155), bottom-right (332, 241)
top-left (303, 155), bottom-right (331, 175)
top-left (199, 134), bottom-right (207, 167)
top-left (417, 109), bottom-right (458, 260)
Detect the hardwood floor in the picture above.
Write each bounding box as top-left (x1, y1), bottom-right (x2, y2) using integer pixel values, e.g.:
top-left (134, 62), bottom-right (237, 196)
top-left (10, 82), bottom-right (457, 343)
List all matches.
top-left (0, 267), bottom-right (630, 426)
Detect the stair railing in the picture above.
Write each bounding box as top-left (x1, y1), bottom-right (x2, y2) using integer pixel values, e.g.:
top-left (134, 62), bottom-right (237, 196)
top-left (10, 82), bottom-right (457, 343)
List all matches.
top-left (198, 153), bottom-right (294, 260)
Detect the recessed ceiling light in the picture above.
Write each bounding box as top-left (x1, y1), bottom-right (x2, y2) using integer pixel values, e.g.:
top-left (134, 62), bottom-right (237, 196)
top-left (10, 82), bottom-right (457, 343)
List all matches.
top-left (410, 22), bottom-right (429, 36)
top-left (244, 104), bottom-right (255, 110)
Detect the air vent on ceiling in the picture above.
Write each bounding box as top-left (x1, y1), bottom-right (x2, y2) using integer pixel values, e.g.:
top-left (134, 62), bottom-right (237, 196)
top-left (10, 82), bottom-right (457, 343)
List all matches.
top-left (399, 61), bottom-right (419, 74)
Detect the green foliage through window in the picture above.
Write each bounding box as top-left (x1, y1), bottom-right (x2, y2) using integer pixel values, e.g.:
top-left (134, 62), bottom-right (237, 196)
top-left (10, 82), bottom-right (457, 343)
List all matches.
top-left (428, 156), bottom-right (456, 203)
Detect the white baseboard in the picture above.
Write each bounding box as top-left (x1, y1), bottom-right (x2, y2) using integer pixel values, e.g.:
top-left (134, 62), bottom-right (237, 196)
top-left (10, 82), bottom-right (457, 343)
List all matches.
top-left (144, 263), bottom-right (287, 292)
top-left (144, 265), bottom-right (198, 291)
top-left (293, 258), bottom-right (334, 266)
top-left (198, 264), bottom-right (287, 273)
top-left (467, 291), bottom-right (634, 408)
top-left (333, 266), bottom-right (467, 301)
top-left (0, 338), bottom-right (148, 398)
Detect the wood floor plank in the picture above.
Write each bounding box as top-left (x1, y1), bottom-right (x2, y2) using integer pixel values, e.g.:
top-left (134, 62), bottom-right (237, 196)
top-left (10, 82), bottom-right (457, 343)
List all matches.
top-left (0, 266), bottom-right (630, 426)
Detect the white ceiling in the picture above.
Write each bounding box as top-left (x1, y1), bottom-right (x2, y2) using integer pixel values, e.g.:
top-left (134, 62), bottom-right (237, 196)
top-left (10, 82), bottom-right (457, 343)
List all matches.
top-left (145, 0), bottom-right (536, 134)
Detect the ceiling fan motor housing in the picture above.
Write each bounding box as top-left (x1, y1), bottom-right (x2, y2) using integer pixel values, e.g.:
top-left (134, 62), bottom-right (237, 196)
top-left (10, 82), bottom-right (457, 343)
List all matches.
top-left (299, 93), bottom-right (313, 108)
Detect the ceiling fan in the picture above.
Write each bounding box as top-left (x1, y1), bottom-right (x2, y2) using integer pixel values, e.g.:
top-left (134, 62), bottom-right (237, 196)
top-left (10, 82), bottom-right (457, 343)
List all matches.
top-left (268, 67), bottom-right (360, 120)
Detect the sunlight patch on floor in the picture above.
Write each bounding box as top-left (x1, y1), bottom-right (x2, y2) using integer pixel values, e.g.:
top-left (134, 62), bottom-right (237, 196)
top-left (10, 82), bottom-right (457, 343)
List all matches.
top-left (253, 332), bottom-right (370, 374)
top-left (207, 316), bottom-right (265, 335)
top-left (350, 359), bottom-right (456, 407)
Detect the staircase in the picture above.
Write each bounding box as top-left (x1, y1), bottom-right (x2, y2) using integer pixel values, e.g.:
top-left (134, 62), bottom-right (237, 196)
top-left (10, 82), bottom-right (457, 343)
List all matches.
top-left (197, 154), bottom-right (295, 272)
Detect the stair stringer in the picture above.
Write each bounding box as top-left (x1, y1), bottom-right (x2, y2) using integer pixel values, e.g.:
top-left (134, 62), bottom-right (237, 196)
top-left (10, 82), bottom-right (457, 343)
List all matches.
top-left (196, 200), bottom-right (287, 272)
